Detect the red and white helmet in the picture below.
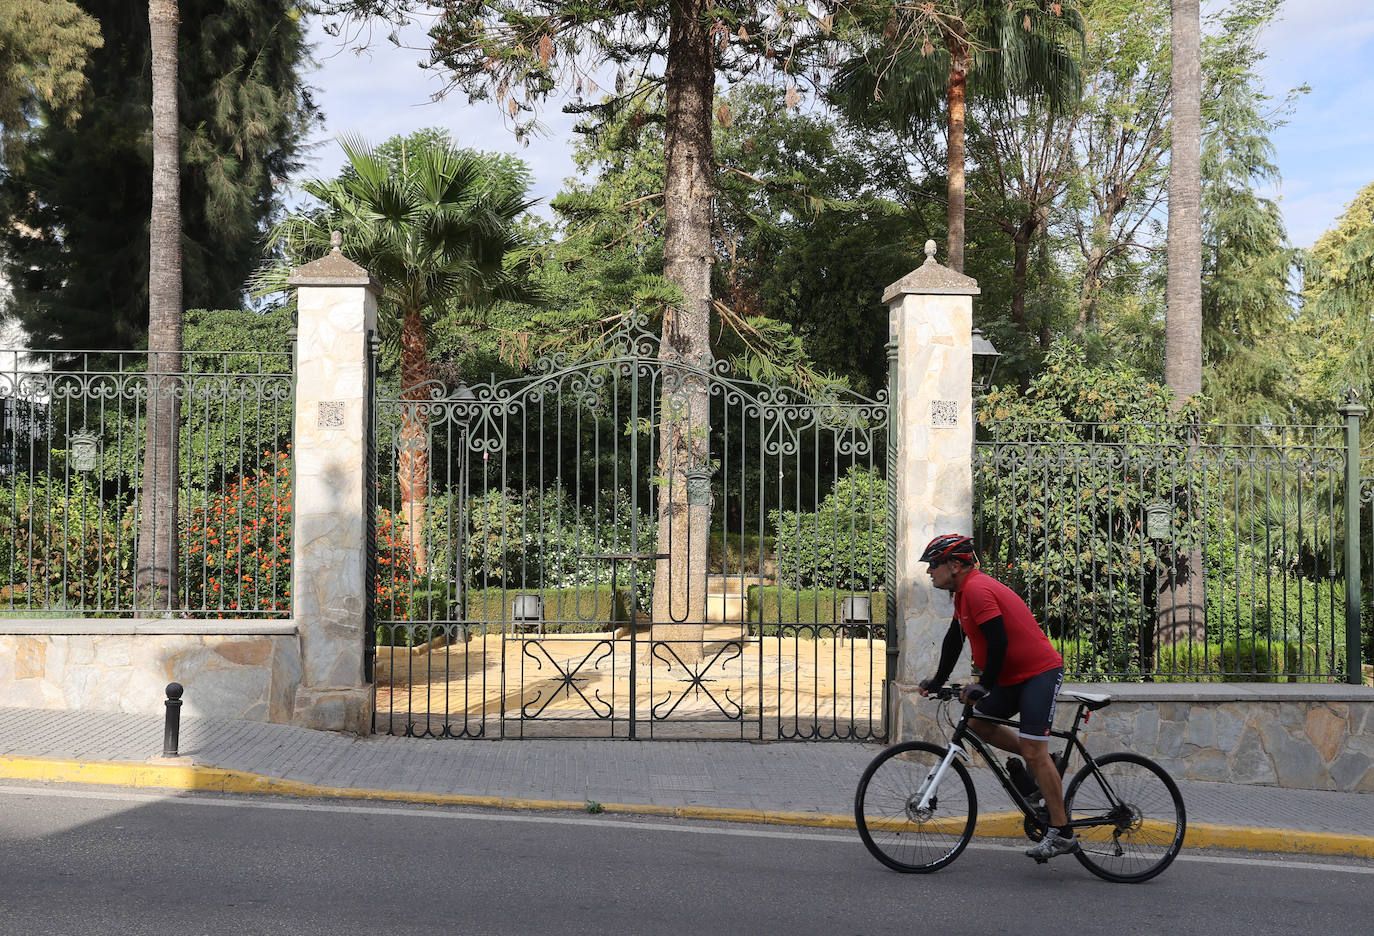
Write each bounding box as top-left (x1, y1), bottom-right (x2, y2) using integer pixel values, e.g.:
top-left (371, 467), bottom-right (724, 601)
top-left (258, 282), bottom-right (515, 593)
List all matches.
top-left (920, 533), bottom-right (976, 565)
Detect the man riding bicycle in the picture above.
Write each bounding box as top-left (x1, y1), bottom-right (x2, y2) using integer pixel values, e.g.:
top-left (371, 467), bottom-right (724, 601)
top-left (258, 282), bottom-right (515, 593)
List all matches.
top-left (916, 533), bottom-right (1078, 861)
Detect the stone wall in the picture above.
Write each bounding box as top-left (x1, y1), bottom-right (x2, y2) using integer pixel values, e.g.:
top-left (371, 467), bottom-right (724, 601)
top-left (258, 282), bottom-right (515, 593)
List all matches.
top-left (896, 680), bottom-right (1374, 792)
top-left (1073, 683), bottom-right (1374, 793)
top-left (0, 622), bottom-right (300, 722)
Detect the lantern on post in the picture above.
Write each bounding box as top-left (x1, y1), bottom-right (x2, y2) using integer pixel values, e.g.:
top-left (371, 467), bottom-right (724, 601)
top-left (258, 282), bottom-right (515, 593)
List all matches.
top-left (971, 328), bottom-right (1001, 392)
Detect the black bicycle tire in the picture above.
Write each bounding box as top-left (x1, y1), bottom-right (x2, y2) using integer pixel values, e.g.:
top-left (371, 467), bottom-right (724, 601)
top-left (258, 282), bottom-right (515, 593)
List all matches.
top-left (1064, 751), bottom-right (1186, 883)
top-left (854, 741), bottom-right (978, 873)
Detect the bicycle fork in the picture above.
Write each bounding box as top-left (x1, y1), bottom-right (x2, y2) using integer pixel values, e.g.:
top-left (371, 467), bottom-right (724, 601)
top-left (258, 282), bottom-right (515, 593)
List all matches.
top-left (914, 744), bottom-right (970, 815)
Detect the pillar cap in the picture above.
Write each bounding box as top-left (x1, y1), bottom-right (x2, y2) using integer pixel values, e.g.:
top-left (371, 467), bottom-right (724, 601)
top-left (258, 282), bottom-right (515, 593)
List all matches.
top-left (287, 232), bottom-right (380, 292)
top-left (883, 240), bottom-right (980, 302)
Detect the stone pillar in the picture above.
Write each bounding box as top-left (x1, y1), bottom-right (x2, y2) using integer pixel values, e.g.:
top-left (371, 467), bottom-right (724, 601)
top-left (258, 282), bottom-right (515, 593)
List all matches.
top-left (882, 240), bottom-right (980, 740)
top-left (286, 235), bottom-right (378, 734)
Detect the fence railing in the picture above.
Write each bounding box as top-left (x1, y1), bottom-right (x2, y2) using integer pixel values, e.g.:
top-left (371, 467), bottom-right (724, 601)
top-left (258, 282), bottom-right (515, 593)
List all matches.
top-left (0, 348), bottom-right (294, 617)
top-left (974, 418), bottom-right (1359, 682)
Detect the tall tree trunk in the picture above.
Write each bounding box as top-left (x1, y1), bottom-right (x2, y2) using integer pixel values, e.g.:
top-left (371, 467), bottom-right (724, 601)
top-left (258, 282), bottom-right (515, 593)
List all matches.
top-left (1010, 227), bottom-right (1032, 338)
top-left (1166, 0), bottom-right (1202, 403)
top-left (397, 307), bottom-right (432, 575)
top-left (944, 27), bottom-right (971, 274)
top-left (652, 0), bottom-right (714, 665)
top-left (137, 0), bottom-right (182, 611)
top-left (1159, 0), bottom-right (1206, 649)
top-left (1077, 212), bottom-right (1113, 333)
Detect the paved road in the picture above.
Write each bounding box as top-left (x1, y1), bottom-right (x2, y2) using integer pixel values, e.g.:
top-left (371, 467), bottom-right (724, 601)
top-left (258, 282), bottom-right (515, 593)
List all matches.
top-left (0, 784), bottom-right (1368, 936)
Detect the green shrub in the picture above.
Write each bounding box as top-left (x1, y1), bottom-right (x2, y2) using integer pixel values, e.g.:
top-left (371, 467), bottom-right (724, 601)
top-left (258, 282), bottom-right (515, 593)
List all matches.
top-left (375, 586), bottom-right (632, 646)
top-left (1056, 637), bottom-right (1338, 682)
top-left (771, 467), bottom-right (885, 589)
top-left (0, 473), bottom-right (132, 609)
top-left (746, 585), bottom-right (886, 636)
top-left (466, 585), bottom-right (632, 633)
top-left (457, 487), bottom-right (655, 609)
top-left (1204, 566), bottom-right (1345, 648)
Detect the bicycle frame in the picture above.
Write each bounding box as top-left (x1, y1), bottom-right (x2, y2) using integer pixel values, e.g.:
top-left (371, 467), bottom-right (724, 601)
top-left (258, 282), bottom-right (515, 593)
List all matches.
top-left (922, 694), bottom-right (1120, 834)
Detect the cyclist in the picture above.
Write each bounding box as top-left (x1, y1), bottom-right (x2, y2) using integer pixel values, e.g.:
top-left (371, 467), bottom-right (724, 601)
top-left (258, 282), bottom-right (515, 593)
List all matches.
top-left (915, 533), bottom-right (1077, 861)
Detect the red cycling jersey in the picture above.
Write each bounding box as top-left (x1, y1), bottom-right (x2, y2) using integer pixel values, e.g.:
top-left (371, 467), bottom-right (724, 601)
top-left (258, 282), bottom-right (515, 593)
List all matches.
top-left (953, 568), bottom-right (1062, 685)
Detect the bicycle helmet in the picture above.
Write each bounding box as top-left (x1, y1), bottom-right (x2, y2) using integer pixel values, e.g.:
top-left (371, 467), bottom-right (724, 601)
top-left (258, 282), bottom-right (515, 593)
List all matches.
top-left (920, 533), bottom-right (976, 565)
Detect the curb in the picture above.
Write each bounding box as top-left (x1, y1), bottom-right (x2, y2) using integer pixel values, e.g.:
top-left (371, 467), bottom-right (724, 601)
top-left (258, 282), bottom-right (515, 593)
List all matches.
top-left (3, 755), bottom-right (1371, 859)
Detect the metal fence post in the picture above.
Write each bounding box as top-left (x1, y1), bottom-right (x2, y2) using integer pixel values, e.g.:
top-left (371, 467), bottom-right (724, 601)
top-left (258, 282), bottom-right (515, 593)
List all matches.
top-left (1339, 393), bottom-right (1366, 685)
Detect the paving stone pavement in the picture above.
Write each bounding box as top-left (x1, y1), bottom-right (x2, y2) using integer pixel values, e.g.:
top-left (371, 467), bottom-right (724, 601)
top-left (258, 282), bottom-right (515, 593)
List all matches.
top-left (1, 706), bottom-right (1372, 839)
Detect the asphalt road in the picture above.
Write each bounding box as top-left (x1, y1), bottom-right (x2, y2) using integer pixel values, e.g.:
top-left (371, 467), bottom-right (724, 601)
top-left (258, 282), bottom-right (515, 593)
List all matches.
top-left (0, 784), bottom-right (1368, 936)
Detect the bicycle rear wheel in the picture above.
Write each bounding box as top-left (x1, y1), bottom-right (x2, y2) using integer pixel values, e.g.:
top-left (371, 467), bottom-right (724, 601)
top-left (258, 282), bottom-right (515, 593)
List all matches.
top-left (1064, 752), bottom-right (1186, 883)
top-left (855, 741), bottom-right (977, 873)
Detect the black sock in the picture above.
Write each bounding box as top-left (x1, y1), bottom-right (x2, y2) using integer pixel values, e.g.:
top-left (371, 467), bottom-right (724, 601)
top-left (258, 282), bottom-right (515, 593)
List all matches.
top-left (1054, 826), bottom-right (1074, 839)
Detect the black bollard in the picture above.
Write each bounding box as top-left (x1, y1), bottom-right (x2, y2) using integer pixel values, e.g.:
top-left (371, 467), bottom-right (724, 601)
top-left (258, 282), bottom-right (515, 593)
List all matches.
top-left (163, 682), bottom-right (183, 758)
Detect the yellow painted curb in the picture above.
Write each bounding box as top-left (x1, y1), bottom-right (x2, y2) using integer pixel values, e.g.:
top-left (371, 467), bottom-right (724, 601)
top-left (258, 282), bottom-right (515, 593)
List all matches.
top-left (2, 756), bottom-right (1370, 859)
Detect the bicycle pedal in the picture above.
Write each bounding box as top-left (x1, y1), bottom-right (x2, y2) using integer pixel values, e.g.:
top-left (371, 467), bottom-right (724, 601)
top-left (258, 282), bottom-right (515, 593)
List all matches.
top-left (1033, 856), bottom-right (1049, 865)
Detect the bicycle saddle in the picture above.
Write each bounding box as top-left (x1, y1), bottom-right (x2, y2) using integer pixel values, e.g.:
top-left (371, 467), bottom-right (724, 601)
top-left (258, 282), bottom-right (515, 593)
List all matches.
top-left (1061, 690), bottom-right (1111, 710)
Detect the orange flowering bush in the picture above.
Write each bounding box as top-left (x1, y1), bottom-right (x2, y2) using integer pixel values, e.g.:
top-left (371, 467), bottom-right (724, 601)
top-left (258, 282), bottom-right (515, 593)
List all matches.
top-left (181, 449), bottom-right (417, 617)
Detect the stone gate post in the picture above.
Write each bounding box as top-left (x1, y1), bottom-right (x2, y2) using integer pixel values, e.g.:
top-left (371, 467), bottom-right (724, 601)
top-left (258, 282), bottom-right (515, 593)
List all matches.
top-left (287, 235), bottom-right (378, 733)
top-left (883, 241), bottom-right (980, 740)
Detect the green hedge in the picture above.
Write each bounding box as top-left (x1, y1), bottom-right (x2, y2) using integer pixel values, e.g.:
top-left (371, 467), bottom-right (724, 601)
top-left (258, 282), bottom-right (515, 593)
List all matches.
top-left (466, 585), bottom-right (631, 633)
top-left (746, 586), bottom-right (887, 636)
top-left (376, 585), bottom-right (632, 646)
top-left (1055, 636), bottom-right (1341, 682)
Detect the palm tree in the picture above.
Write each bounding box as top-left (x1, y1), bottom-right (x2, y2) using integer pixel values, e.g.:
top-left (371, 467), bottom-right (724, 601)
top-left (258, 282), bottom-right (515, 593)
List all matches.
top-left (834, 2), bottom-right (1083, 273)
top-left (261, 134), bottom-right (534, 572)
top-left (137, 0), bottom-right (182, 610)
top-left (1166, 0), bottom-right (1203, 402)
top-left (1159, 0), bottom-right (1205, 646)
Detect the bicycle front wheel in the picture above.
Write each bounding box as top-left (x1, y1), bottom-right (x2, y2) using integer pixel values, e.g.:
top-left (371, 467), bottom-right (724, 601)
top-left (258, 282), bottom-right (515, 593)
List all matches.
top-left (855, 741), bottom-right (977, 873)
top-left (1064, 752), bottom-right (1186, 883)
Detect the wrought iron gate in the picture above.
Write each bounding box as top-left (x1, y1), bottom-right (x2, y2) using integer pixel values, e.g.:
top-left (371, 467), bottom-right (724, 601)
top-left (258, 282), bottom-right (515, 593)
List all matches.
top-left (369, 316), bottom-right (891, 739)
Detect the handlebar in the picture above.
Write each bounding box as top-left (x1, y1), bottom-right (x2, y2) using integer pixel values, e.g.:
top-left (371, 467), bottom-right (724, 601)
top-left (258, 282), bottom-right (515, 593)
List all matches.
top-left (927, 682), bottom-right (988, 703)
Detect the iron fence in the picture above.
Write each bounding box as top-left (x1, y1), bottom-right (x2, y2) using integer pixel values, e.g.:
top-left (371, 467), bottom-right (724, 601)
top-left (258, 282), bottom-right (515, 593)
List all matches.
top-left (974, 418), bottom-right (1355, 681)
top-left (370, 316), bottom-right (890, 740)
top-left (0, 347), bottom-right (294, 617)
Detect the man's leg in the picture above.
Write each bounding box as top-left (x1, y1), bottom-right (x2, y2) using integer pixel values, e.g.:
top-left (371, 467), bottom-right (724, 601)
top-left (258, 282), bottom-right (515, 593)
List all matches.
top-left (968, 716), bottom-right (1022, 754)
top-left (1019, 736), bottom-right (1067, 829)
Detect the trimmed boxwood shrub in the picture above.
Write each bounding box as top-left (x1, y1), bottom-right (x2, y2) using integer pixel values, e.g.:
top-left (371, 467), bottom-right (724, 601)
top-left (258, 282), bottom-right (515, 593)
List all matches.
top-left (375, 585), bottom-right (633, 646)
top-left (746, 585), bottom-right (887, 637)
top-left (1055, 637), bottom-right (1338, 683)
top-left (466, 585), bottom-right (632, 633)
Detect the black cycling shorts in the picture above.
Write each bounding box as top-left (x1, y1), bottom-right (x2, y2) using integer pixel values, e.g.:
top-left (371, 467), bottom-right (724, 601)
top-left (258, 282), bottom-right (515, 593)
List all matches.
top-left (972, 666), bottom-right (1064, 739)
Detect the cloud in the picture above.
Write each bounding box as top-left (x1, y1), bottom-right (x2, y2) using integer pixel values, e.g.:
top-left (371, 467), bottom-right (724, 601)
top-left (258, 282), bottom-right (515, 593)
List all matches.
top-left (296, 18), bottom-right (580, 219)
top-left (1252, 0), bottom-right (1374, 246)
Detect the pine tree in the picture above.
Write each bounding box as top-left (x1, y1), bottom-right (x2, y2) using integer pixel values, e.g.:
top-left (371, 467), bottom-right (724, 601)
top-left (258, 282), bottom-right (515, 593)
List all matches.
top-left (0, 0), bottom-right (102, 164)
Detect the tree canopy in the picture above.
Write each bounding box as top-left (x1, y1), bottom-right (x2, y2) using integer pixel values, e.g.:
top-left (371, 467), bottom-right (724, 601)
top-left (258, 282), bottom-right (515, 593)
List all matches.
top-left (0, 0), bottom-right (102, 163)
top-left (0, 0), bottom-right (317, 349)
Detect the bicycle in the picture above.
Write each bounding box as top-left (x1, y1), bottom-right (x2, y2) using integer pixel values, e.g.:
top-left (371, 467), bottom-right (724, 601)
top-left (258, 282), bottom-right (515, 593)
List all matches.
top-left (855, 683), bottom-right (1186, 883)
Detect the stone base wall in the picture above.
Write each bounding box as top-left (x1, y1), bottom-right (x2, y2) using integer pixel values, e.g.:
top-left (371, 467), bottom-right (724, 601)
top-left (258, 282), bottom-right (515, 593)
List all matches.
top-left (894, 681), bottom-right (1374, 793)
top-left (0, 622), bottom-right (301, 723)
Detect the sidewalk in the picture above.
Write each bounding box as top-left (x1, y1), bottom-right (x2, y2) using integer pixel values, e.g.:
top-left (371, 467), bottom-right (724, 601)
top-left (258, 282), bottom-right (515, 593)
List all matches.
top-left (1, 706), bottom-right (1371, 857)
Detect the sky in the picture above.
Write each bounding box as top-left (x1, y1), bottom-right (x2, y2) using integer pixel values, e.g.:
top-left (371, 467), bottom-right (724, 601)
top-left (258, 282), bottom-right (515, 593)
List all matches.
top-left (294, 1), bottom-right (1374, 249)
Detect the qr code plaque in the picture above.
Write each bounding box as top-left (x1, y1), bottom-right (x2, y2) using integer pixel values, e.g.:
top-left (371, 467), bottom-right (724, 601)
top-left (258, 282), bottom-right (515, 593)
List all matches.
top-left (317, 400), bottom-right (345, 429)
top-left (930, 400), bottom-right (958, 427)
